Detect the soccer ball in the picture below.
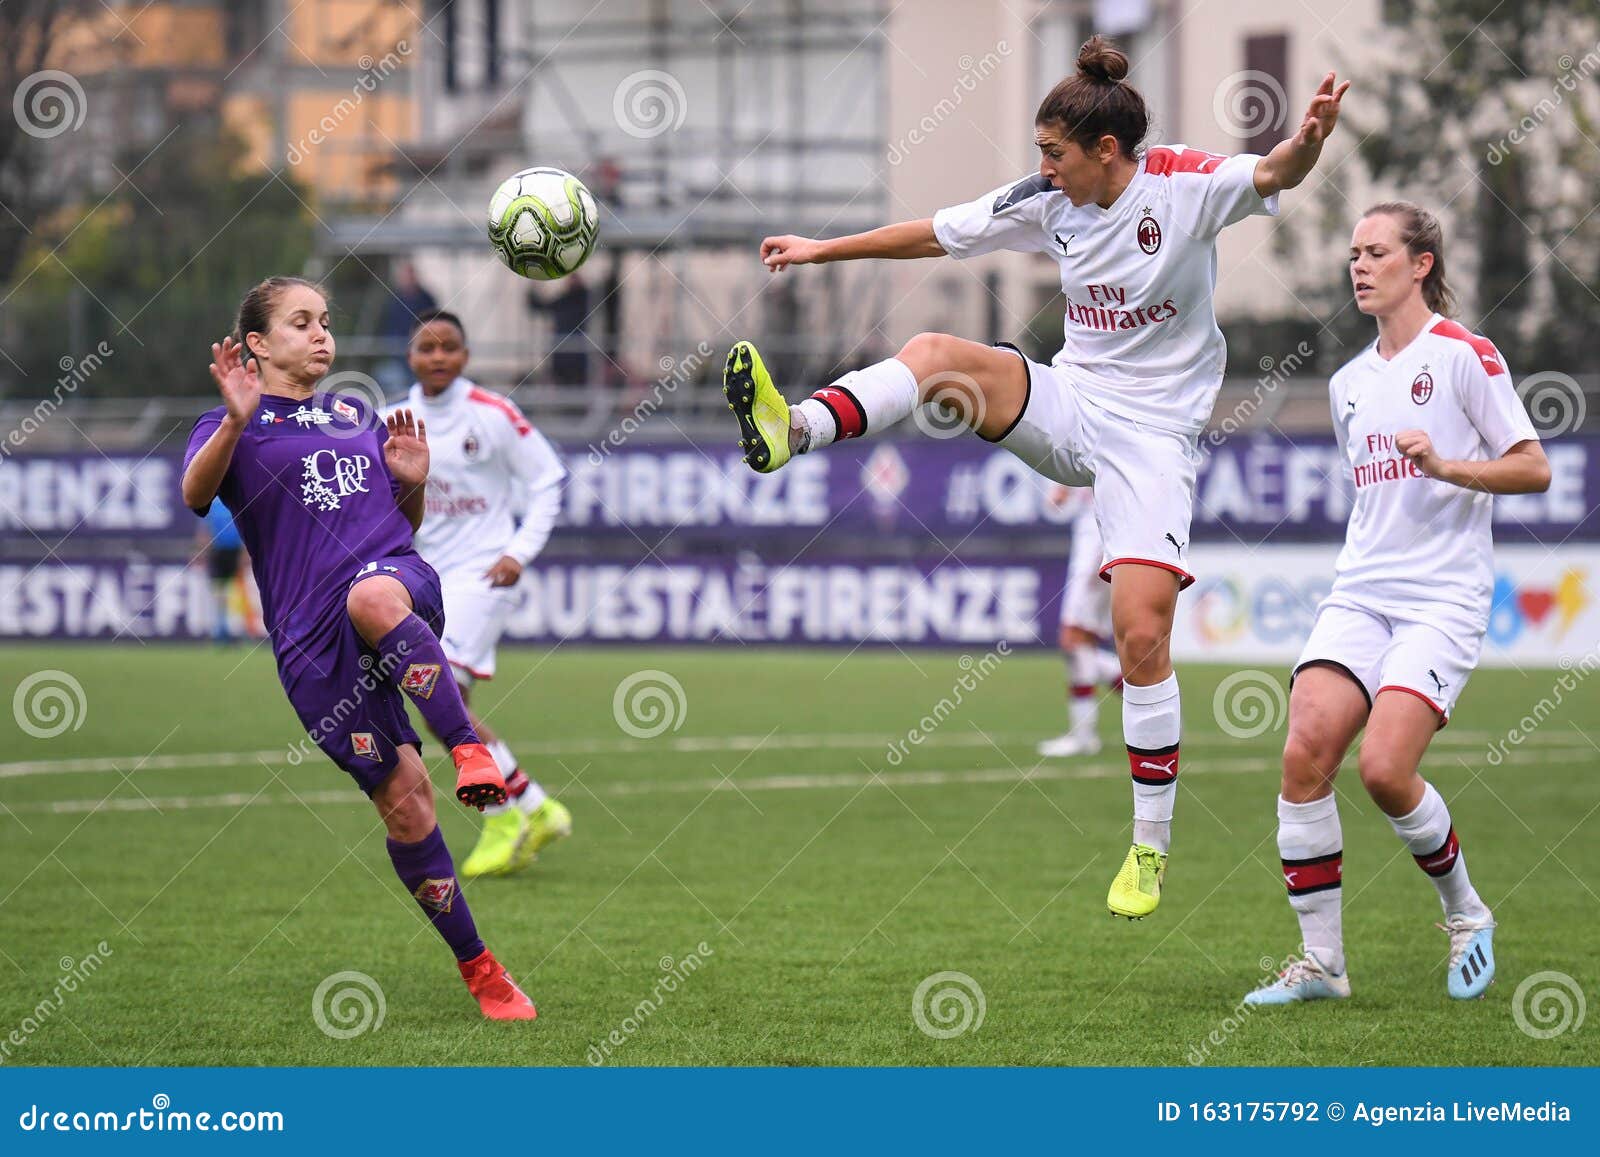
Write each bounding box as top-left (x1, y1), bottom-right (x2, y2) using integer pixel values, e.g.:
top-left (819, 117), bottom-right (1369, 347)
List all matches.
top-left (487, 166), bottom-right (599, 280)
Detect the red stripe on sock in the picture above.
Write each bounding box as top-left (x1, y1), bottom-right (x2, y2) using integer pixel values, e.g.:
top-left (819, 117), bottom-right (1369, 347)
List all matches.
top-left (812, 386), bottom-right (866, 440)
top-left (1283, 852), bottom-right (1342, 895)
top-left (1128, 744), bottom-right (1179, 785)
top-left (1069, 684), bottom-right (1096, 699)
top-left (504, 768), bottom-right (530, 798)
top-left (1414, 827), bottom-right (1459, 877)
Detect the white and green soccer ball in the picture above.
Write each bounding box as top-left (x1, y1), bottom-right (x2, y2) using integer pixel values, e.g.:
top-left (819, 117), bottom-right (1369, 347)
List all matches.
top-left (487, 166), bottom-right (599, 280)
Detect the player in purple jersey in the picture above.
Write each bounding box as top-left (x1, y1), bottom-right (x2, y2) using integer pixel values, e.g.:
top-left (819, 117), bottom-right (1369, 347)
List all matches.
top-left (180, 276), bottom-right (535, 1020)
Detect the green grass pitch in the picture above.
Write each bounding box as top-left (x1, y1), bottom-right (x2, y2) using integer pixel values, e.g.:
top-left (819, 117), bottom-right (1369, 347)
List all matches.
top-left (1, 643), bottom-right (1595, 1066)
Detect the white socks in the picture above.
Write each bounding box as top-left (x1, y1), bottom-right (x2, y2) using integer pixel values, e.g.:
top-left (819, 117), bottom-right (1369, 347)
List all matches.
top-left (1122, 673), bottom-right (1181, 853)
top-left (1066, 646), bottom-right (1100, 736)
top-left (482, 738), bottom-right (547, 817)
top-left (793, 358), bottom-right (920, 451)
top-left (1388, 782), bottom-right (1488, 919)
top-left (1277, 794), bottom-right (1345, 975)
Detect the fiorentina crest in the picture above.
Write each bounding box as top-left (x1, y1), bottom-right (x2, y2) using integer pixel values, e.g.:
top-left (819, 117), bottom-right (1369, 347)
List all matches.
top-left (413, 876), bottom-right (457, 914)
top-left (350, 731), bottom-right (381, 761)
top-left (400, 662), bottom-right (442, 699)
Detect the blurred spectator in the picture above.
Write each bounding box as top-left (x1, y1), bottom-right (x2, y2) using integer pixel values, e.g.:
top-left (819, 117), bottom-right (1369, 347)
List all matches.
top-left (378, 262), bottom-right (438, 394)
top-left (195, 499), bottom-right (260, 644)
top-left (527, 273), bottom-right (592, 387)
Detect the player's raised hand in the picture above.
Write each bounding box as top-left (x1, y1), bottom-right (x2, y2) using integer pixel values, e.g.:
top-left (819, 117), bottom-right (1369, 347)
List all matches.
top-left (1396, 429), bottom-right (1444, 478)
top-left (761, 235), bottom-right (824, 271)
top-left (384, 408), bottom-right (430, 487)
top-left (1293, 72), bottom-right (1350, 148)
top-left (209, 336), bottom-right (262, 426)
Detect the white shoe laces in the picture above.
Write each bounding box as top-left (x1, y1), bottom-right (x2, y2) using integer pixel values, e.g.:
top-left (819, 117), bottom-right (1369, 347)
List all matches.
top-left (1438, 915), bottom-right (1495, 969)
top-left (1273, 953), bottom-right (1328, 987)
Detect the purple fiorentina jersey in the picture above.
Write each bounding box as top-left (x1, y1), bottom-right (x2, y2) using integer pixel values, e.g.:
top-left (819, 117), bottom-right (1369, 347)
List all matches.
top-left (183, 393), bottom-right (420, 669)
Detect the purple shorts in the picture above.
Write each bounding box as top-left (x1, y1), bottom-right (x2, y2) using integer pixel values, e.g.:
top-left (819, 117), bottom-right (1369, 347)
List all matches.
top-left (278, 552), bottom-right (445, 795)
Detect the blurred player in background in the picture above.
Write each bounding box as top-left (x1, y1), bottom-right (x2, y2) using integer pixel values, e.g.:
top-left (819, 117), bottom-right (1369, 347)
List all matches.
top-left (389, 309), bottom-right (571, 879)
top-left (182, 277), bottom-right (535, 1020)
top-left (196, 498), bottom-right (245, 643)
top-left (1246, 204), bottom-right (1550, 1007)
top-left (1037, 484), bottom-right (1122, 758)
top-left (722, 36), bottom-right (1347, 918)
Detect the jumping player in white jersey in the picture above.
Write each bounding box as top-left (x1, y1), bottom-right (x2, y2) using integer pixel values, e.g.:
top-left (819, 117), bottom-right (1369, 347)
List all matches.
top-left (385, 309), bottom-right (573, 879)
top-left (721, 36), bottom-right (1348, 918)
top-left (1037, 484), bottom-right (1122, 758)
top-left (1245, 204), bottom-right (1549, 1006)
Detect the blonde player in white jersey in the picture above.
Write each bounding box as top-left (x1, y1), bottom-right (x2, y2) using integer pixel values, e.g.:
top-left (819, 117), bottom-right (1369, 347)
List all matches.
top-left (385, 309), bottom-right (572, 878)
top-left (721, 36), bottom-right (1348, 918)
top-left (1037, 485), bottom-right (1122, 758)
top-left (1245, 204), bottom-right (1549, 1007)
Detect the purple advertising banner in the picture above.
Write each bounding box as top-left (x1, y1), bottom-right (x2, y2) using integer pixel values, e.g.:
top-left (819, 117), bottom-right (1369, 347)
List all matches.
top-left (2, 435), bottom-right (1595, 548)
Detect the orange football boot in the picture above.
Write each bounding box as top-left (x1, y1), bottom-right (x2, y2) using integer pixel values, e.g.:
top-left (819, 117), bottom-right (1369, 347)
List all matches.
top-left (459, 948), bottom-right (537, 1020)
top-left (452, 742), bottom-right (507, 809)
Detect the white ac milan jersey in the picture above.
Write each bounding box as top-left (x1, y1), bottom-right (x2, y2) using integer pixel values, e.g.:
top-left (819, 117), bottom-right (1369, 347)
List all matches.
top-left (1327, 314), bottom-right (1537, 631)
top-left (933, 146), bottom-right (1278, 435)
top-left (383, 377), bottom-right (566, 578)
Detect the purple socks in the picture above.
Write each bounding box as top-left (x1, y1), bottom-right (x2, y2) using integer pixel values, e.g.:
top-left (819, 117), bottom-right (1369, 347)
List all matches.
top-left (386, 825), bottom-right (484, 962)
top-left (375, 613), bottom-right (479, 750)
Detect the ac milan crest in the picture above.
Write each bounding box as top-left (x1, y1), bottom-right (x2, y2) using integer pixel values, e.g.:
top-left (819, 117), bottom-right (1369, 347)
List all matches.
top-left (462, 432), bottom-right (481, 460)
top-left (413, 876), bottom-right (457, 913)
top-left (400, 662), bottom-right (442, 699)
top-left (1411, 370), bottom-right (1434, 405)
top-left (1136, 213), bottom-right (1162, 255)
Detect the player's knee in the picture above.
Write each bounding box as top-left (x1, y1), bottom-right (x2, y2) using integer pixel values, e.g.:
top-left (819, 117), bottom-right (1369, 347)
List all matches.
top-left (1356, 743), bottom-right (1410, 803)
top-left (345, 580), bottom-right (388, 628)
top-left (896, 332), bottom-right (959, 386)
top-left (1114, 619), bottom-right (1168, 673)
top-left (1282, 731), bottom-right (1338, 797)
top-left (377, 779), bottom-right (436, 842)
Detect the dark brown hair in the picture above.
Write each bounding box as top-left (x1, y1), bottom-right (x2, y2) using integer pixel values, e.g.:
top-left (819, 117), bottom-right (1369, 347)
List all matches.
top-left (1362, 202), bottom-right (1455, 316)
top-left (234, 276), bottom-right (330, 354)
top-left (1035, 36), bottom-right (1148, 158)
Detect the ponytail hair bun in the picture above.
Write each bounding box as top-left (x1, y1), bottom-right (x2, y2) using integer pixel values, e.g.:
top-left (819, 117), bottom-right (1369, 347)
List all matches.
top-left (1077, 35), bottom-right (1130, 83)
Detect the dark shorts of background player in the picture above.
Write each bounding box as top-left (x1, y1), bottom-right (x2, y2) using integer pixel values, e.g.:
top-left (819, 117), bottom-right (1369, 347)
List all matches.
top-left (278, 552), bottom-right (446, 796)
top-left (207, 546), bottom-right (241, 581)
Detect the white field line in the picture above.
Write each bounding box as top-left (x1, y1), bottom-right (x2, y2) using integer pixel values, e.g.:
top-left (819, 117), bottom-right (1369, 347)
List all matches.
top-left (0, 728), bottom-right (1571, 781)
top-left (1, 745), bottom-right (1579, 817)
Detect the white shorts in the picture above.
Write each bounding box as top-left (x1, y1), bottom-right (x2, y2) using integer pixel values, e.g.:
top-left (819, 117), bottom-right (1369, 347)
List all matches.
top-left (994, 347), bottom-right (1199, 588)
top-left (1292, 594), bottom-right (1481, 724)
top-left (1060, 514), bottom-right (1111, 635)
top-left (438, 573), bottom-right (520, 682)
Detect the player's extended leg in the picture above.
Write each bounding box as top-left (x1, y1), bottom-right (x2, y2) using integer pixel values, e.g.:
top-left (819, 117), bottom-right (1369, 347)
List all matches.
top-left (723, 332), bottom-right (1027, 472)
top-left (372, 746), bottom-right (535, 1020)
top-left (457, 679), bottom-right (573, 879)
top-left (345, 575), bottom-right (505, 808)
top-left (1038, 624), bottom-right (1106, 757)
top-left (1245, 666), bottom-right (1365, 1005)
top-left (1105, 563), bottom-right (1181, 918)
top-left (1360, 692), bottom-right (1496, 999)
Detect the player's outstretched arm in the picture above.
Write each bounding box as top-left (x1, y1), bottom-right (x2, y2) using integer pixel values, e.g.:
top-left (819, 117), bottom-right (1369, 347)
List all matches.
top-left (1396, 432), bottom-right (1552, 494)
top-left (1253, 72), bottom-right (1350, 197)
top-left (384, 408), bottom-right (430, 531)
top-left (760, 219), bottom-right (944, 271)
top-left (182, 337), bottom-right (260, 509)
